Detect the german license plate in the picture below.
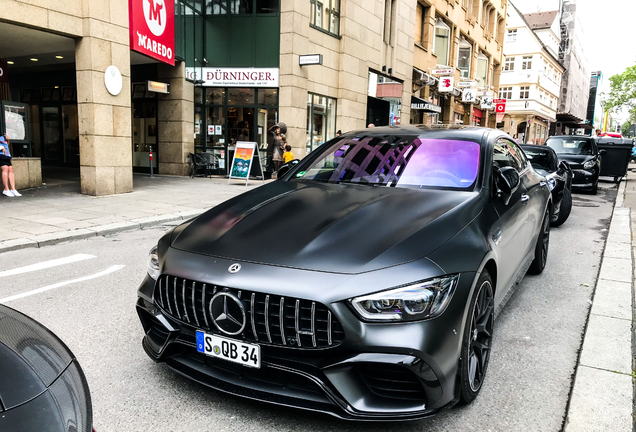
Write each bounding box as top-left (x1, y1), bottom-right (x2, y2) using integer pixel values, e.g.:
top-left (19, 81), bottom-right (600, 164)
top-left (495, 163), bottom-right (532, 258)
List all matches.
top-left (196, 330), bottom-right (261, 369)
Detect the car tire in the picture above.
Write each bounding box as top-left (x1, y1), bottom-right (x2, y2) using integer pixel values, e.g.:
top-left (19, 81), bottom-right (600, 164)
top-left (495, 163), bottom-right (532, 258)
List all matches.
top-left (551, 188), bottom-right (572, 227)
top-left (529, 208), bottom-right (550, 274)
top-left (459, 271), bottom-right (494, 405)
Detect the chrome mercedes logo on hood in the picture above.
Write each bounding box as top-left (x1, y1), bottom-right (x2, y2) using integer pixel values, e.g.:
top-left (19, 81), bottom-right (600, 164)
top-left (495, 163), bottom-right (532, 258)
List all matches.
top-left (228, 263), bottom-right (241, 273)
top-left (209, 292), bottom-right (246, 335)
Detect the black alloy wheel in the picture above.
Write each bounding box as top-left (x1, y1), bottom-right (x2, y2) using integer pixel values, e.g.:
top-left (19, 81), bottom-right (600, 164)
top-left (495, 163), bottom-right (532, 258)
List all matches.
top-left (459, 271), bottom-right (494, 404)
top-left (529, 208), bottom-right (550, 274)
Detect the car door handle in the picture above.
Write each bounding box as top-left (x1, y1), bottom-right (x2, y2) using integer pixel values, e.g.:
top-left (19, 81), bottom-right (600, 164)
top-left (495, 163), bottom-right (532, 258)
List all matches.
top-left (540, 181), bottom-right (547, 187)
top-left (492, 228), bottom-right (502, 245)
top-left (521, 194), bottom-right (530, 202)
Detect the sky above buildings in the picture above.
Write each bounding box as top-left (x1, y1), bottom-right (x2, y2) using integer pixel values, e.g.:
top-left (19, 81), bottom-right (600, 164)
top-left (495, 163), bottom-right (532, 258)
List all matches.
top-left (514, 0), bottom-right (636, 120)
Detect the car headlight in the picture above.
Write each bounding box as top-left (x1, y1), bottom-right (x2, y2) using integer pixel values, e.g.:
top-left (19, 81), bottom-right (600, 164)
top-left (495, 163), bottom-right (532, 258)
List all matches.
top-left (147, 245), bottom-right (160, 280)
top-left (583, 159), bottom-right (595, 169)
top-left (350, 275), bottom-right (459, 322)
top-left (547, 176), bottom-right (557, 191)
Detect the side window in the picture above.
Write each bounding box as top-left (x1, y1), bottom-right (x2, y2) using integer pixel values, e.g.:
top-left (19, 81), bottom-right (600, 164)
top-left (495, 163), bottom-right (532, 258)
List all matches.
top-left (493, 139), bottom-right (522, 172)
top-left (506, 140), bottom-right (528, 169)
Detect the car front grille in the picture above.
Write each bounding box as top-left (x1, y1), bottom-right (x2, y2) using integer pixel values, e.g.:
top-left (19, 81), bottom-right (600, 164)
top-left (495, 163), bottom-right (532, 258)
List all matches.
top-left (357, 363), bottom-right (427, 402)
top-left (154, 275), bottom-right (345, 349)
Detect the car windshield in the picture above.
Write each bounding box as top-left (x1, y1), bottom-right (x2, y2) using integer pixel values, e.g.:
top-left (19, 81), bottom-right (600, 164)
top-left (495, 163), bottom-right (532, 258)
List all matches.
top-left (522, 147), bottom-right (557, 172)
top-left (546, 138), bottom-right (594, 155)
top-left (292, 136), bottom-right (481, 190)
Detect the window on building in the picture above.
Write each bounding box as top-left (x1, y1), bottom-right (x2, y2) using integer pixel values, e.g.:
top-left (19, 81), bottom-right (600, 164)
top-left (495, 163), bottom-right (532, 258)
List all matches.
top-left (310, 0), bottom-right (340, 36)
top-left (307, 93), bottom-right (337, 154)
top-left (476, 53), bottom-right (488, 87)
top-left (520, 86), bottom-right (530, 99)
top-left (504, 57), bottom-right (515, 71)
top-left (433, 18), bottom-right (451, 67)
top-left (507, 29), bottom-right (517, 42)
top-left (458, 39), bottom-right (472, 79)
top-left (522, 56), bottom-right (533, 70)
top-left (206, 0), bottom-right (279, 14)
top-left (416, 3), bottom-right (431, 47)
top-left (539, 91), bottom-right (544, 102)
top-left (500, 86), bottom-right (512, 99)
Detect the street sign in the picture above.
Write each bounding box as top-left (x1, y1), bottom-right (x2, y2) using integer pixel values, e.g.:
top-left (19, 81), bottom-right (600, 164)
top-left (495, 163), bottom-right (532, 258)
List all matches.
top-left (438, 76), bottom-right (454, 93)
top-left (431, 68), bottom-right (454, 76)
top-left (462, 88), bottom-right (477, 103)
top-left (457, 80), bottom-right (477, 88)
top-left (299, 54), bottom-right (323, 66)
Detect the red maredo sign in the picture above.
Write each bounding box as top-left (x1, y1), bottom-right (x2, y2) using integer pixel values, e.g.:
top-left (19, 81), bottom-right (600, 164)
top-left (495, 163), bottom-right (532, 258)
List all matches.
top-left (129, 0), bottom-right (175, 65)
top-left (495, 99), bottom-right (506, 113)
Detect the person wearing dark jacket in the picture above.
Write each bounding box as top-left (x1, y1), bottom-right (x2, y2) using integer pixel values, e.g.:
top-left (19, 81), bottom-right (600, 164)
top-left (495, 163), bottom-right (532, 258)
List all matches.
top-left (265, 122), bottom-right (286, 178)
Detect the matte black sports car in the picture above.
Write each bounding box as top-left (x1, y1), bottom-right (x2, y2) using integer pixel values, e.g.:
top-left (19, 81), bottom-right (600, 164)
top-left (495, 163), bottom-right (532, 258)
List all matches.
top-left (545, 135), bottom-right (603, 194)
top-left (521, 144), bottom-right (573, 227)
top-left (0, 304), bottom-right (93, 432)
top-left (136, 125), bottom-right (551, 420)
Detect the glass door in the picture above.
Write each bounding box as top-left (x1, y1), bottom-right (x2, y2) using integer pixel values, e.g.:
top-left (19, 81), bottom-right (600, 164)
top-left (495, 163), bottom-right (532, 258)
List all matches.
top-left (42, 106), bottom-right (61, 163)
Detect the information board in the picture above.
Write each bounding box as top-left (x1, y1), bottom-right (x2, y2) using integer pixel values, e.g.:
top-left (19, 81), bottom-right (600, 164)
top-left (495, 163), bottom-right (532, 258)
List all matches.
top-left (228, 141), bottom-right (264, 185)
top-left (1, 101), bottom-right (29, 144)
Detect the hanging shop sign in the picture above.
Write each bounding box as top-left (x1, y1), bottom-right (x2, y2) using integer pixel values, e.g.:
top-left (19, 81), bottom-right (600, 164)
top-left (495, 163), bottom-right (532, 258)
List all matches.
top-left (299, 54), bottom-right (323, 66)
top-left (129, 0), bottom-right (175, 65)
top-left (410, 96), bottom-right (441, 113)
top-left (495, 99), bottom-right (506, 113)
top-left (186, 67), bottom-right (279, 87)
top-left (147, 80), bottom-right (169, 94)
top-left (431, 68), bottom-right (454, 76)
top-left (462, 88), bottom-right (477, 103)
top-left (228, 142), bottom-right (265, 186)
top-left (438, 76), bottom-right (454, 93)
top-left (481, 95), bottom-right (494, 110)
top-left (457, 80), bottom-right (477, 88)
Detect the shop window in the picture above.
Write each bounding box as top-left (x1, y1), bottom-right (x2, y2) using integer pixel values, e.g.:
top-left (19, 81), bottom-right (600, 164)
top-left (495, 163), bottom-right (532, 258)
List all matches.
top-left (256, 0), bottom-right (278, 13)
top-left (458, 39), bottom-right (472, 79)
top-left (310, 0), bottom-right (340, 37)
top-left (206, 0), bottom-right (278, 14)
top-left (522, 56), bottom-right (533, 70)
top-left (206, 88), bottom-right (225, 104)
top-left (258, 88), bottom-right (278, 105)
top-left (433, 18), bottom-right (451, 67)
top-left (504, 57), bottom-right (515, 71)
top-left (307, 93), bottom-right (337, 154)
top-left (476, 53), bottom-right (488, 88)
top-left (519, 86), bottom-right (530, 99)
top-left (228, 88), bottom-right (255, 105)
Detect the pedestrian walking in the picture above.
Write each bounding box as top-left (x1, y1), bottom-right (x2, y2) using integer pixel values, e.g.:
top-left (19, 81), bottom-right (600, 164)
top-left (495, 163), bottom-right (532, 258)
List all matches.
top-left (0, 134), bottom-right (20, 197)
top-left (283, 144), bottom-right (294, 163)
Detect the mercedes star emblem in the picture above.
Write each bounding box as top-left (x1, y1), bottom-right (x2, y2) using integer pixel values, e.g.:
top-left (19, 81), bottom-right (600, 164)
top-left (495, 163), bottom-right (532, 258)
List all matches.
top-left (209, 292), bottom-right (246, 335)
top-left (228, 263), bottom-right (241, 273)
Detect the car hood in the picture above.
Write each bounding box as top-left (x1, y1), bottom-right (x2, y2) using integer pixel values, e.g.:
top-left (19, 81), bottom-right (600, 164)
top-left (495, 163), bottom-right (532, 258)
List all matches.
top-left (171, 181), bottom-right (482, 274)
top-left (555, 154), bottom-right (595, 165)
top-left (0, 305), bottom-right (73, 411)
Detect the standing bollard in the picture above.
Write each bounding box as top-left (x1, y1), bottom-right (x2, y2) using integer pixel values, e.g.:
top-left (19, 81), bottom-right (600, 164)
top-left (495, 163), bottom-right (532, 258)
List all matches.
top-left (149, 146), bottom-right (155, 178)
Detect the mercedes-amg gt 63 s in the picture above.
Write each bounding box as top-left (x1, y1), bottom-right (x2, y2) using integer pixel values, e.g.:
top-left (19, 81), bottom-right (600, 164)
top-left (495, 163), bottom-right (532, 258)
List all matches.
top-left (136, 125), bottom-right (551, 420)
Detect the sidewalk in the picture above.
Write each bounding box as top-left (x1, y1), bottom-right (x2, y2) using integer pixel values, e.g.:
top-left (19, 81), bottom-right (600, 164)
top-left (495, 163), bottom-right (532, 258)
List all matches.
top-left (0, 169), bottom-right (267, 253)
top-left (564, 166), bottom-right (635, 431)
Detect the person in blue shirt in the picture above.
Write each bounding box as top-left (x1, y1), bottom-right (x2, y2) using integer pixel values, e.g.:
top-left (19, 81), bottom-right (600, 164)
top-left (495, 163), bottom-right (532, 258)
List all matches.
top-left (0, 134), bottom-right (21, 197)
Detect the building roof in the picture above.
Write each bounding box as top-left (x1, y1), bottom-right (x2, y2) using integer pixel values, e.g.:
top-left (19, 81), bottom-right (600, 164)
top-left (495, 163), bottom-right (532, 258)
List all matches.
top-left (523, 11), bottom-right (559, 30)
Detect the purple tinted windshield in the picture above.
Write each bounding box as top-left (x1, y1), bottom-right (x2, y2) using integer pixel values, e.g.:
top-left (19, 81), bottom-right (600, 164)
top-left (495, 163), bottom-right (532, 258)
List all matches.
top-left (397, 139), bottom-right (481, 188)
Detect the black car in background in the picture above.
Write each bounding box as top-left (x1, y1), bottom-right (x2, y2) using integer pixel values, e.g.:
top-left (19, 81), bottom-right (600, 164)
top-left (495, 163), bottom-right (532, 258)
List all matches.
top-left (522, 144), bottom-right (573, 227)
top-left (136, 126), bottom-right (551, 420)
top-left (545, 135), bottom-right (603, 194)
top-left (0, 304), bottom-right (93, 432)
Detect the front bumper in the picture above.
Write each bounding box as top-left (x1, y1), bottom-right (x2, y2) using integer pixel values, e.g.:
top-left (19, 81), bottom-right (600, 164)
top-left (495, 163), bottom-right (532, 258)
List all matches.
top-left (136, 266), bottom-right (475, 420)
top-left (570, 168), bottom-right (598, 189)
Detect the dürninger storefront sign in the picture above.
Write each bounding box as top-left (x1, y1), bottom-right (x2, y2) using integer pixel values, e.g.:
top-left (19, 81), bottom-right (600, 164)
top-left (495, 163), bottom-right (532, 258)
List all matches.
top-left (186, 67), bottom-right (280, 87)
top-left (129, 0), bottom-right (175, 65)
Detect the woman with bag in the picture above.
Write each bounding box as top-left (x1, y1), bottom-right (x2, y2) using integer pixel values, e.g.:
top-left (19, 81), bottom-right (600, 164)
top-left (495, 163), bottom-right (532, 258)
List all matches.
top-left (0, 134), bottom-right (20, 197)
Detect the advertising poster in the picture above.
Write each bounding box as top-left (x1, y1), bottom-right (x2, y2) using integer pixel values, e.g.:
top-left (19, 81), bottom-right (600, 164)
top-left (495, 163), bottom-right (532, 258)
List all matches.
top-left (1, 101), bottom-right (29, 143)
top-left (228, 142), bottom-right (264, 185)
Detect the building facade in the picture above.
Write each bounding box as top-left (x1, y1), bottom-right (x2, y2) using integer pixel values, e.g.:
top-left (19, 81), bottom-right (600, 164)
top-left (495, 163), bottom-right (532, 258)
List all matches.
top-left (1, 0), bottom-right (419, 194)
top-left (554, 0), bottom-right (590, 134)
top-left (410, 0), bottom-right (507, 128)
top-left (499, 5), bottom-right (564, 144)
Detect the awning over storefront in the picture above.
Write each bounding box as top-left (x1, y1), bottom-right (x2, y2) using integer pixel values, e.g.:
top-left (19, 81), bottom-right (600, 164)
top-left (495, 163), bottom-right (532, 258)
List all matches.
top-left (410, 96), bottom-right (441, 113)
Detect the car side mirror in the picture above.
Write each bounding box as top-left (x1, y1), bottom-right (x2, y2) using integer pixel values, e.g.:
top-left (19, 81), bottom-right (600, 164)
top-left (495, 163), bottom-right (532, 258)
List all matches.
top-left (559, 161), bottom-right (571, 172)
top-left (599, 149), bottom-right (607, 155)
top-left (495, 167), bottom-right (520, 205)
top-left (277, 159), bottom-right (300, 179)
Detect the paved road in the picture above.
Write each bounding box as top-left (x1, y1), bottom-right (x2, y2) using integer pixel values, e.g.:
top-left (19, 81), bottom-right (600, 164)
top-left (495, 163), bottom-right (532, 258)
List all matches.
top-left (0, 184), bottom-right (617, 432)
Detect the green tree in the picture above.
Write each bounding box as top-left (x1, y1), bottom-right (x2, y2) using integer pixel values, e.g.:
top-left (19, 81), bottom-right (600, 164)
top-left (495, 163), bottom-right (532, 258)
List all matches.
top-left (602, 64), bottom-right (636, 114)
top-left (622, 120), bottom-right (631, 136)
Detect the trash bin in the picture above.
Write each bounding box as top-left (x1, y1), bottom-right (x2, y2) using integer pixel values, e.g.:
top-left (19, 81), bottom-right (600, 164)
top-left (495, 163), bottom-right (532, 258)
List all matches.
top-left (597, 137), bottom-right (634, 182)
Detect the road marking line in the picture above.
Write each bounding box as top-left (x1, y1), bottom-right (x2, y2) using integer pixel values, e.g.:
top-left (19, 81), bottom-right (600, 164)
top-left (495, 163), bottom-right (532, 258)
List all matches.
top-left (0, 254), bottom-right (96, 279)
top-left (0, 265), bottom-right (125, 304)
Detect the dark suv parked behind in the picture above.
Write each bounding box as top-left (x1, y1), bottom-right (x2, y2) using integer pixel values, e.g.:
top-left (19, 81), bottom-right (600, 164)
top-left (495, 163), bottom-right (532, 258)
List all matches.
top-left (545, 135), bottom-right (604, 194)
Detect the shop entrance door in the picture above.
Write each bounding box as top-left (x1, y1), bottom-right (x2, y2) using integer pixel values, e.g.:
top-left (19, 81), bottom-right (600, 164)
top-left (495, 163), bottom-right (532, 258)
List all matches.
top-left (42, 106), bottom-right (62, 163)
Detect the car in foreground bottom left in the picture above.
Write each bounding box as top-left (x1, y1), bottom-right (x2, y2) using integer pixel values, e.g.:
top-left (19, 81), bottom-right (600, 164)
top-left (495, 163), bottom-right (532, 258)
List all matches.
top-left (0, 304), bottom-right (94, 432)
